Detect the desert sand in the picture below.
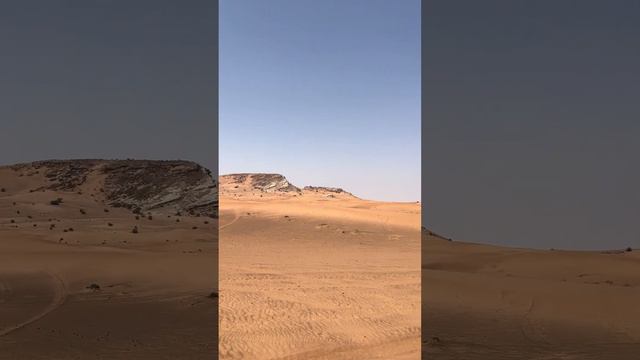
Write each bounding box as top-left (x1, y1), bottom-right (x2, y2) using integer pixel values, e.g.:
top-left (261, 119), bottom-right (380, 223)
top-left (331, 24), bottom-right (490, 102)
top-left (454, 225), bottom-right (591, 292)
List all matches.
top-left (0, 160), bottom-right (217, 359)
top-left (218, 174), bottom-right (421, 360)
top-left (423, 230), bottom-right (640, 359)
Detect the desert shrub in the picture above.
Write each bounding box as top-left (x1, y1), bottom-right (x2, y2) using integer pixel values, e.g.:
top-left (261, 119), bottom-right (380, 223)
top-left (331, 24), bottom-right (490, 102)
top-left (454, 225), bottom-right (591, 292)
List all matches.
top-left (0, 187), bottom-right (5, 192)
top-left (80, 209), bottom-right (86, 215)
top-left (626, 247), bottom-right (633, 252)
top-left (132, 226), bottom-right (139, 234)
top-left (208, 291), bottom-right (219, 299)
top-left (86, 283), bottom-right (101, 291)
top-left (107, 223), bottom-right (113, 227)
top-left (104, 209), bottom-right (109, 213)
top-left (50, 198), bottom-right (63, 206)
top-left (10, 219), bottom-right (15, 223)
top-left (192, 226), bottom-right (198, 230)
top-left (147, 215), bottom-right (153, 220)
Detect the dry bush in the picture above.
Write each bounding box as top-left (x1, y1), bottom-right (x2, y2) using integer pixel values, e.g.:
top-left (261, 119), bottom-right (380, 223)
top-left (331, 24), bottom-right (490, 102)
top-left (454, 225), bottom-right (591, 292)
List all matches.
top-left (86, 283), bottom-right (101, 291)
top-left (50, 198), bottom-right (63, 206)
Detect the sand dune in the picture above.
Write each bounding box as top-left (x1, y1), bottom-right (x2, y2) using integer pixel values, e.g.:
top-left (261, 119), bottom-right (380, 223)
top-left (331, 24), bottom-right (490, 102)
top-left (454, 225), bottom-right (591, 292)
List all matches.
top-left (219, 174), bottom-right (421, 360)
top-left (423, 230), bottom-right (640, 359)
top-left (0, 161), bottom-right (217, 359)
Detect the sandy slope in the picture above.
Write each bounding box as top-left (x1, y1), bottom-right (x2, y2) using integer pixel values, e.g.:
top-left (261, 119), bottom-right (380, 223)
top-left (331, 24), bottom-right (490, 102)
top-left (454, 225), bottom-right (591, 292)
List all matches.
top-left (423, 231), bottom-right (640, 360)
top-left (0, 164), bottom-right (217, 359)
top-left (219, 177), bottom-right (421, 360)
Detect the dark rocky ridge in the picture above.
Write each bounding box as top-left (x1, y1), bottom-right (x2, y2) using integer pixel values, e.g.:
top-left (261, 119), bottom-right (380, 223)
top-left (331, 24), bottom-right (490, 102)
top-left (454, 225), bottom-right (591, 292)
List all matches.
top-left (11, 159), bottom-right (218, 217)
top-left (422, 226), bottom-right (452, 241)
top-left (303, 186), bottom-right (351, 195)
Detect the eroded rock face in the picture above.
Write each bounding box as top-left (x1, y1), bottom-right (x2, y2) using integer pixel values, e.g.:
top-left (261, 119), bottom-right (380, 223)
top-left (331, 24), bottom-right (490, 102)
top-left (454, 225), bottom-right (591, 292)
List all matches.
top-left (38, 160), bottom-right (97, 191)
top-left (101, 160), bottom-right (217, 217)
top-left (220, 173), bottom-right (301, 193)
top-left (9, 159), bottom-right (218, 217)
top-left (219, 173), bottom-right (361, 200)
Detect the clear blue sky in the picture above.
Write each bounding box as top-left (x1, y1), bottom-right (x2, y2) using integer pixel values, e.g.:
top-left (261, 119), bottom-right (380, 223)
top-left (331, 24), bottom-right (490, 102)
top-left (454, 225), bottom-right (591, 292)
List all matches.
top-left (220, 0), bottom-right (421, 202)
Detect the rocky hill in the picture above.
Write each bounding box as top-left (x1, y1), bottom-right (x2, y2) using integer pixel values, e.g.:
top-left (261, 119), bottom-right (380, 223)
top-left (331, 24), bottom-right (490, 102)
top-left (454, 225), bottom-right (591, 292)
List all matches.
top-left (220, 173), bottom-right (302, 194)
top-left (220, 173), bottom-right (360, 199)
top-left (3, 159), bottom-right (218, 217)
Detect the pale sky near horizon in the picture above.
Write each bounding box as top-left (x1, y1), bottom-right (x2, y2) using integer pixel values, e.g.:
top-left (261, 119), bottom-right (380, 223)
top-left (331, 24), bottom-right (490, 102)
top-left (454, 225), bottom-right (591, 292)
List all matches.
top-left (424, 1), bottom-right (640, 250)
top-left (219, 0), bottom-right (421, 202)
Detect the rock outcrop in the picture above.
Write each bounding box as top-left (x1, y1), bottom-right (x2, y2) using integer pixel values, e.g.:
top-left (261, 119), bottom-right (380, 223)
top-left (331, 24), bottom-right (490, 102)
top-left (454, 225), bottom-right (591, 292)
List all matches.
top-left (8, 159), bottom-right (218, 217)
top-left (220, 173), bottom-right (301, 194)
top-left (303, 186), bottom-right (351, 195)
top-left (220, 173), bottom-right (359, 199)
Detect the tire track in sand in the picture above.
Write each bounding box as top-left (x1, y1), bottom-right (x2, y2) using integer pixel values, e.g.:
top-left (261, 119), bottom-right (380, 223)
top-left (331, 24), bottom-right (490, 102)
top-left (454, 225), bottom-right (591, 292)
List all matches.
top-left (220, 210), bottom-right (240, 230)
top-left (0, 272), bottom-right (67, 337)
